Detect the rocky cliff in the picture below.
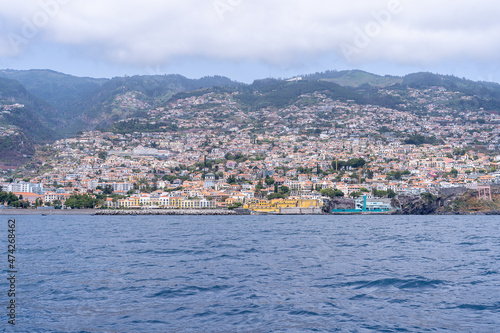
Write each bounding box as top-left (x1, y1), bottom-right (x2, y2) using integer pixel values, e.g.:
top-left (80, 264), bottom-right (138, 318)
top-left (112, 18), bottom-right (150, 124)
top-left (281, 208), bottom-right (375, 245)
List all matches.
top-left (322, 198), bottom-right (355, 213)
top-left (392, 194), bottom-right (442, 215)
top-left (392, 185), bottom-right (500, 215)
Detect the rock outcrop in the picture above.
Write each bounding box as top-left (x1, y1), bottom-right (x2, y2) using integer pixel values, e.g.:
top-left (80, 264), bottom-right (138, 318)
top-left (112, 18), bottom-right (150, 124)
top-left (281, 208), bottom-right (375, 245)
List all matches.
top-left (322, 198), bottom-right (355, 213)
top-left (392, 186), bottom-right (500, 215)
top-left (391, 194), bottom-right (441, 215)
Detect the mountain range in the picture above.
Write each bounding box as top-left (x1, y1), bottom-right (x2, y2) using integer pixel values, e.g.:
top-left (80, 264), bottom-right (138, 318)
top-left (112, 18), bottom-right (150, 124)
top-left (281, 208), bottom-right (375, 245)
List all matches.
top-left (1, 68), bottom-right (500, 166)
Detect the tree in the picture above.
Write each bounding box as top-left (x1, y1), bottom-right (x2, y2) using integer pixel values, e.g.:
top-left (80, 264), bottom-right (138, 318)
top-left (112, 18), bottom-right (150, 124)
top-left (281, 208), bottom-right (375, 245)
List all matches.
top-left (228, 202), bottom-right (243, 210)
top-left (23, 200), bottom-right (31, 208)
top-left (450, 168), bottom-right (458, 178)
top-left (103, 185), bottom-right (114, 195)
top-left (334, 189), bottom-right (344, 197)
top-left (421, 192), bottom-right (437, 203)
top-left (372, 189), bottom-right (388, 197)
top-left (265, 176), bottom-right (275, 186)
top-left (35, 198), bottom-right (43, 207)
top-left (255, 180), bottom-right (264, 191)
top-left (98, 151), bottom-right (108, 161)
top-left (404, 135), bottom-right (440, 145)
top-left (227, 175), bottom-right (237, 184)
top-left (347, 158), bottom-right (366, 169)
top-left (268, 193), bottom-right (286, 200)
top-left (0, 192), bottom-right (19, 206)
top-left (320, 188), bottom-right (336, 198)
top-left (65, 194), bottom-right (98, 209)
top-left (279, 186), bottom-right (290, 194)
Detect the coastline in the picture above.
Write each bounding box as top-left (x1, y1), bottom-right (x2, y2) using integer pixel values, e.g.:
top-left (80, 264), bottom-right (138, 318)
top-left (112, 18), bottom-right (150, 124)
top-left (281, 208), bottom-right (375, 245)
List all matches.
top-left (0, 209), bottom-right (498, 216)
top-left (0, 209), bottom-right (239, 216)
top-left (96, 209), bottom-right (238, 215)
top-left (0, 209), bottom-right (98, 215)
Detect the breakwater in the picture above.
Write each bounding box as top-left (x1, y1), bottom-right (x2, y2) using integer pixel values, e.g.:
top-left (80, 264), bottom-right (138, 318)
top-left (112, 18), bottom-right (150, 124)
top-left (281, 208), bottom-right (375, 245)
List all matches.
top-left (96, 209), bottom-right (238, 215)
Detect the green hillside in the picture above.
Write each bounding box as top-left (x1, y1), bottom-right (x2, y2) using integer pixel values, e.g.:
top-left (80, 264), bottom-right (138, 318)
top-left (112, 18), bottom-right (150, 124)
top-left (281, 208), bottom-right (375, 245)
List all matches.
top-left (0, 70), bottom-right (241, 135)
top-left (302, 70), bottom-right (402, 87)
top-left (0, 69), bottom-right (107, 111)
top-left (0, 77), bottom-right (58, 141)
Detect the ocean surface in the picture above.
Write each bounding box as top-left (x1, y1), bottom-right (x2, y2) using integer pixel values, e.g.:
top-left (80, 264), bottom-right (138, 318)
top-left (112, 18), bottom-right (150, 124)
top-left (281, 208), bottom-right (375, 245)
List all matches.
top-left (2, 215), bottom-right (500, 332)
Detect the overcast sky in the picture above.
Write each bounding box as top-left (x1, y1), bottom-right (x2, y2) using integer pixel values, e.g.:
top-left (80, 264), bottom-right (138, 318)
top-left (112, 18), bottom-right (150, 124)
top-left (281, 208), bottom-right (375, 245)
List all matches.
top-left (1, 0), bottom-right (500, 83)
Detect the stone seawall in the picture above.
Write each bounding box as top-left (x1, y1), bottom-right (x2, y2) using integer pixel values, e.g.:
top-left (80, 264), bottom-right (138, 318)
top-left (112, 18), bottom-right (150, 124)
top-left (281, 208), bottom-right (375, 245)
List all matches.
top-left (279, 207), bottom-right (323, 215)
top-left (96, 209), bottom-right (238, 215)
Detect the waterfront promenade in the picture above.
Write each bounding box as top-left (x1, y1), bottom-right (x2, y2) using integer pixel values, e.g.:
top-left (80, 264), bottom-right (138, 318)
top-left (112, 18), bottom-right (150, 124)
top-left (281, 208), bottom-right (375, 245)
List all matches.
top-left (0, 209), bottom-right (238, 215)
top-left (0, 209), bottom-right (97, 215)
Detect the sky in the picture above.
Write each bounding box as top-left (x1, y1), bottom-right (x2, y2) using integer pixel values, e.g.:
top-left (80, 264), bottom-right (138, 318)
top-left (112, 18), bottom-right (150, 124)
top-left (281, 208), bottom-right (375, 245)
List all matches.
top-left (1, 0), bottom-right (500, 83)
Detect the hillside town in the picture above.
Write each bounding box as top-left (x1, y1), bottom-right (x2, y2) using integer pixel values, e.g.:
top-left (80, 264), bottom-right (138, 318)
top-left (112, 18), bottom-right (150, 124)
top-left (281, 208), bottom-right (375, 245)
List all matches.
top-left (1, 85), bottom-right (499, 212)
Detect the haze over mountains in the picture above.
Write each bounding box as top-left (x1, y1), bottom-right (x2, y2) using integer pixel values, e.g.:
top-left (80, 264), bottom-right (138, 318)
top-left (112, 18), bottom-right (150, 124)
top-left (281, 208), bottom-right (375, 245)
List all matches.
top-left (1, 68), bottom-right (500, 165)
top-left (0, 69), bottom-right (239, 137)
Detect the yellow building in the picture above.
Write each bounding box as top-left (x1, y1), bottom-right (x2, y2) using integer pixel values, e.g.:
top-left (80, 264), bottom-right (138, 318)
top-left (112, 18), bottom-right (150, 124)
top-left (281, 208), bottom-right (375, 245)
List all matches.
top-left (117, 195), bottom-right (140, 208)
top-left (169, 197), bottom-right (183, 208)
top-left (243, 199), bottom-right (322, 213)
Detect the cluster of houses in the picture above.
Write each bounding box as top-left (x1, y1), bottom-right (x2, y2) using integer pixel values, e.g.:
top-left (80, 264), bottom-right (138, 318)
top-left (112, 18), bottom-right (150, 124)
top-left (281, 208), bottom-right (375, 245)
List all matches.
top-left (2, 85), bottom-right (499, 211)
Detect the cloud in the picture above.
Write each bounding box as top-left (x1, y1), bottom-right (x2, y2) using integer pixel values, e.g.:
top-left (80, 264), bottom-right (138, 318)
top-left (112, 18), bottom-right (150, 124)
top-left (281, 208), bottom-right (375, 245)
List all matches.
top-left (1, 0), bottom-right (500, 69)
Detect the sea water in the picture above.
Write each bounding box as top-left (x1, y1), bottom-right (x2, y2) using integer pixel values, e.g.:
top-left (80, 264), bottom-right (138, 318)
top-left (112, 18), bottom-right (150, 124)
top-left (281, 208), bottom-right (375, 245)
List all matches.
top-left (2, 215), bottom-right (499, 332)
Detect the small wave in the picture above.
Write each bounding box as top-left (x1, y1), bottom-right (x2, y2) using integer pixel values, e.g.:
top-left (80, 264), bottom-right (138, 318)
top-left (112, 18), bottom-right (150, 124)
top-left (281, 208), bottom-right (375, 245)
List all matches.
top-left (173, 307), bottom-right (190, 312)
top-left (149, 288), bottom-right (196, 298)
top-left (193, 311), bottom-right (216, 317)
top-left (288, 310), bottom-right (320, 316)
top-left (314, 283), bottom-right (339, 289)
top-left (388, 299), bottom-right (408, 304)
top-left (134, 249), bottom-right (200, 255)
top-left (362, 324), bottom-right (411, 332)
top-left (18, 247), bottom-right (62, 253)
top-left (148, 284), bottom-right (231, 298)
top-left (57, 270), bottom-right (74, 275)
top-left (223, 309), bottom-right (256, 316)
top-left (122, 239), bottom-right (147, 244)
top-left (324, 302), bottom-right (339, 309)
top-left (456, 303), bottom-right (500, 311)
top-left (130, 319), bottom-right (169, 324)
top-left (399, 279), bottom-right (445, 289)
top-left (346, 278), bottom-right (445, 290)
top-left (349, 294), bottom-right (376, 300)
top-left (214, 243), bottom-right (239, 249)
